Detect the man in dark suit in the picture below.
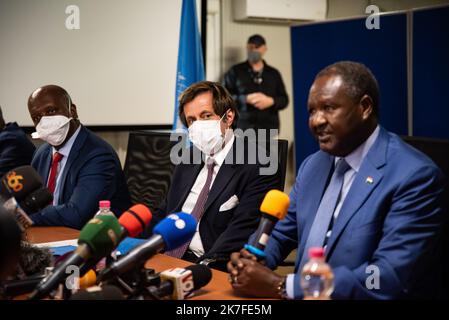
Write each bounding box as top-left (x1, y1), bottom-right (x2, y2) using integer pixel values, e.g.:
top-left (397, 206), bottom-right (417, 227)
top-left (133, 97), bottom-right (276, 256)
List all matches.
top-left (0, 106), bottom-right (36, 177)
top-left (27, 85), bottom-right (131, 229)
top-left (228, 61), bottom-right (445, 299)
top-left (148, 81), bottom-right (281, 271)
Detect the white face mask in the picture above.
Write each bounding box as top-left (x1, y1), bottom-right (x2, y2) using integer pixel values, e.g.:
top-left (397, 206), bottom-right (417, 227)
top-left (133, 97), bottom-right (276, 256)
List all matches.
top-left (31, 115), bottom-right (72, 146)
top-left (188, 114), bottom-right (228, 155)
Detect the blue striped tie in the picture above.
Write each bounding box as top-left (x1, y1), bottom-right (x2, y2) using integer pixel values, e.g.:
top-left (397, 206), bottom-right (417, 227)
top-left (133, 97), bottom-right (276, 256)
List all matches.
top-left (299, 158), bottom-right (350, 270)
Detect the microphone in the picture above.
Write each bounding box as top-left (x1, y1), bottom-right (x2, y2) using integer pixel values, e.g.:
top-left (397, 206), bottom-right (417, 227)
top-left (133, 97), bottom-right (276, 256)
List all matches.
top-left (118, 204), bottom-right (153, 238)
top-left (19, 187), bottom-right (53, 214)
top-left (244, 190), bottom-right (290, 259)
top-left (98, 212), bottom-right (197, 282)
top-left (18, 241), bottom-right (53, 276)
top-left (149, 264), bottom-right (212, 300)
top-left (0, 166), bottom-right (43, 202)
top-left (77, 204), bottom-right (153, 276)
top-left (69, 285), bottom-right (125, 300)
top-left (0, 166), bottom-right (47, 230)
top-left (28, 215), bottom-right (122, 300)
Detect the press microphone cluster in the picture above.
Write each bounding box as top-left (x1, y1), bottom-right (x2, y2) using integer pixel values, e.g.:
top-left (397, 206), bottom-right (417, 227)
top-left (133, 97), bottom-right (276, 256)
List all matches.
top-left (0, 166), bottom-right (52, 230)
top-left (244, 189), bottom-right (290, 259)
top-left (28, 214), bottom-right (123, 300)
top-left (98, 212), bottom-right (197, 282)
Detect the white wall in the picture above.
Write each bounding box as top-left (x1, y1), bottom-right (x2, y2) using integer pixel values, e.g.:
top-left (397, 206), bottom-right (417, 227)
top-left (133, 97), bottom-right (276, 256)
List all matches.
top-left (0, 0), bottom-right (181, 127)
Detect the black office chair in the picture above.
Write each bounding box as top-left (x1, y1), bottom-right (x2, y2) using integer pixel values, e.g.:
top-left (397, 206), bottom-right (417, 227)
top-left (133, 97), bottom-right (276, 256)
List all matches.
top-left (401, 135), bottom-right (449, 298)
top-left (123, 131), bottom-right (178, 213)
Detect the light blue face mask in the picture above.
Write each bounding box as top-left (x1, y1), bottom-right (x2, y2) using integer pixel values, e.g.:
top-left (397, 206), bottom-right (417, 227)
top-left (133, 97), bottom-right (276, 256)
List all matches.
top-left (248, 50), bottom-right (262, 63)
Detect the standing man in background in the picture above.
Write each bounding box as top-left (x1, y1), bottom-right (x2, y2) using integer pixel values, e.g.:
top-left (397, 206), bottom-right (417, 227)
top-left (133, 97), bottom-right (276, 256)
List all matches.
top-left (27, 85), bottom-right (131, 229)
top-left (0, 106), bottom-right (36, 177)
top-left (224, 34), bottom-right (289, 131)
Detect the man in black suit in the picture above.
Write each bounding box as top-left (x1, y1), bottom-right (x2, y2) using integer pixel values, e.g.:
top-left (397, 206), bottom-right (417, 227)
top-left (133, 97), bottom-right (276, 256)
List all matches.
top-left (0, 106), bottom-right (36, 177)
top-left (148, 81), bottom-right (281, 271)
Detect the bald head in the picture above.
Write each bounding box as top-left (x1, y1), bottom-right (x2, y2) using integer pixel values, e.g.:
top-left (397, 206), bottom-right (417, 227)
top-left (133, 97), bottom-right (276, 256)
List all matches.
top-left (28, 85), bottom-right (80, 149)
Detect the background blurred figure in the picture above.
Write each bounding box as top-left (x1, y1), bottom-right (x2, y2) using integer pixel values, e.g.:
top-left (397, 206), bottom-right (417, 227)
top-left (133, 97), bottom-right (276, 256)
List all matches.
top-left (0, 106), bottom-right (36, 177)
top-left (0, 208), bottom-right (22, 283)
top-left (224, 34), bottom-right (289, 131)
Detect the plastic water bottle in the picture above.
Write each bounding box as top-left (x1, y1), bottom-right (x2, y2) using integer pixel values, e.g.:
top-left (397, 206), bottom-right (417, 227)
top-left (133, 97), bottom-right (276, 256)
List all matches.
top-left (95, 200), bottom-right (115, 217)
top-left (300, 247), bottom-right (334, 300)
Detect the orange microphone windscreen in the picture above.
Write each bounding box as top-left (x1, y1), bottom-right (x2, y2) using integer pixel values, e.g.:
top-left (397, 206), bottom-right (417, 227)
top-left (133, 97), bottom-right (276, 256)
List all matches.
top-left (259, 190), bottom-right (290, 220)
top-left (118, 204), bottom-right (152, 237)
top-left (79, 269), bottom-right (97, 289)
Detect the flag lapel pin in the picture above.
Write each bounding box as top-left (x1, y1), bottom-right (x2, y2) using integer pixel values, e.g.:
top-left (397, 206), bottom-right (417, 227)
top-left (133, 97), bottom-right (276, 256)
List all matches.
top-left (366, 176), bottom-right (374, 184)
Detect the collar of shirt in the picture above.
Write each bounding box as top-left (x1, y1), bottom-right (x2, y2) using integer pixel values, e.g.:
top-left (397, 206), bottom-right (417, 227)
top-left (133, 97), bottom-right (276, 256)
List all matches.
top-left (335, 125), bottom-right (380, 172)
top-left (52, 125), bottom-right (82, 158)
top-left (205, 129), bottom-right (235, 167)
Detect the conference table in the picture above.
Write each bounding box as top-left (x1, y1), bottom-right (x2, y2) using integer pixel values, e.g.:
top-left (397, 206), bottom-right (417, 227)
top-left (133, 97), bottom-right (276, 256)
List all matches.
top-left (25, 227), bottom-right (257, 300)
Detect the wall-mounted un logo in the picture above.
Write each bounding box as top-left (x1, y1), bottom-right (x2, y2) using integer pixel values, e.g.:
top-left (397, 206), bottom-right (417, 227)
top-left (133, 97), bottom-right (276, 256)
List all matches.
top-left (365, 5), bottom-right (380, 30)
top-left (65, 5), bottom-right (80, 30)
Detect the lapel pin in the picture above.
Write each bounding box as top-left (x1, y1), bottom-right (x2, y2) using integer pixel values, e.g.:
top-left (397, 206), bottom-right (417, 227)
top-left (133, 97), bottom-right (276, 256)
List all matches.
top-left (366, 176), bottom-right (374, 184)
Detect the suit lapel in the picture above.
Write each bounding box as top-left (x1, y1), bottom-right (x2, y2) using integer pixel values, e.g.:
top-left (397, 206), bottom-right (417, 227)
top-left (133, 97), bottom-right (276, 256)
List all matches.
top-left (57, 127), bottom-right (87, 204)
top-left (297, 153), bottom-right (334, 258)
top-left (203, 163), bottom-right (238, 213)
top-left (42, 147), bottom-right (53, 184)
top-left (173, 163), bottom-right (203, 212)
top-left (325, 128), bottom-right (389, 257)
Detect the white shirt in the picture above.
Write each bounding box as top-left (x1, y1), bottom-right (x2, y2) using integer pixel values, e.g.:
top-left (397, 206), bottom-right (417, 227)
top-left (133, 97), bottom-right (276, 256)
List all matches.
top-left (286, 125), bottom-right (380, 299)
top-left (182, 131), bottom-right (235, 257)
top-left (49, 126), bottom-right (81, 205)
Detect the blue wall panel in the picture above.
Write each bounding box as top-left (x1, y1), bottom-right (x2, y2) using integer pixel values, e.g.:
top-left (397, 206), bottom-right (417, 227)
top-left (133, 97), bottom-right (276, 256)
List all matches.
top-left (413, 6), bottom-right (449, 140)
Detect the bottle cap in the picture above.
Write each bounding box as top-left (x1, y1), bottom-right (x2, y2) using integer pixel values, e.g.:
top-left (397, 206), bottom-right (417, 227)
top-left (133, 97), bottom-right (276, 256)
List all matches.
top-left (99, 200), bottom-right (111, 208)
top-left (309, 247), bottom-right (325, 258)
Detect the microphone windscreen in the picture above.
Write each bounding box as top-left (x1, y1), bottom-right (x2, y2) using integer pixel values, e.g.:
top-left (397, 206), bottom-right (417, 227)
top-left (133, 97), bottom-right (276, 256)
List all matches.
top-left (70, 285), bottom-right (124, 300)
top-left (19, 242), bottom-right (52, 276)
top-left (19, 187), bottom-right (53, 214)
top-left (153, 212), bottom-right (196, 251)
top-left (118, 204), bottom-right (152, 237)
top-left (0, 166), bottom-right (43, 202)
top-left (79, 269), bottom-right (97, 289)
top-left (185, 264), bottom-right (212, 290)
top-left (259, 190), bottom-right (290, 220)
top-left (78, 215), bottom-right (122, 259)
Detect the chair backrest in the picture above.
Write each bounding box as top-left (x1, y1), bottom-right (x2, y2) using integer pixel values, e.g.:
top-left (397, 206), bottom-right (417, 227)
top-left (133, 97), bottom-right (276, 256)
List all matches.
top-left (123, 131), bottom-right (177, 213)
top-left (401, 135), bottom-right (449, 298)
top-left (277, 139), bottom-right (289, 191)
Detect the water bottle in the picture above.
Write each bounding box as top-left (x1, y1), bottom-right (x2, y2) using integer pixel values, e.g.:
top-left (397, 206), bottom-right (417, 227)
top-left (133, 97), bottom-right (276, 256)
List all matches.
top-left (95, 200), bottom-right (115, 217)
top-left (300, 247), bottom-right (334, 300)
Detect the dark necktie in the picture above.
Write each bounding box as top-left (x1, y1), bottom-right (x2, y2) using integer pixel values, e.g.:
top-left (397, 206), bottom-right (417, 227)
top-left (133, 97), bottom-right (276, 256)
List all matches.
top-left (165, 159), bottom-right (216, 258)
top-left (47, 152), bottom-right (63, 196)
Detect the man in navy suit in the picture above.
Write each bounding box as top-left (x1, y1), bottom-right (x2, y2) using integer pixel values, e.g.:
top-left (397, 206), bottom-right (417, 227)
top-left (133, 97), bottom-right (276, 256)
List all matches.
top-left (228, 61), bottom-right (445, 299)
top-left (148, 81), bottom-right (281, 271)
top-left (0, 106), bottom-right (36, 177)
top-left (27, 85), bottom-right (131, 229)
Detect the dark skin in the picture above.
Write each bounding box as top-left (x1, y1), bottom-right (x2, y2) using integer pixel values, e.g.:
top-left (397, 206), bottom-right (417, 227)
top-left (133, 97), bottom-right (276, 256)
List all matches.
top-left (227, 73), bottom-right (378, 298)
top-left (27, 85), bottom-right (80, 150)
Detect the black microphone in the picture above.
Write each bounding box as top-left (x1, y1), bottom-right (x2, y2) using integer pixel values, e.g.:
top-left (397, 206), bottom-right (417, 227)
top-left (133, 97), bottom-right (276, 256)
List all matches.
top-left (19, 187), bottom-right (53, 214)
top-left (69, 285), bottom-right (125, 300)
top-left (0, 166), bottom-right (45, 230)
top-left (148, 264), bottom-right (212, 300)
top-left (0, 166), bottom-right (43, 202)
top-left (1, 275), bottom-right (46, 298)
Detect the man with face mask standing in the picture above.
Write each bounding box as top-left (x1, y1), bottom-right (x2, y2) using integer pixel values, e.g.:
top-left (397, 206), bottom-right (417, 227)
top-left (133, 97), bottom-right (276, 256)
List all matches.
top-left (146, 81), bottom-right (281, 271)
top-left (223, 34), bottom-right (289, 131)
top-left (27, 85), bottom-right (131, 229)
